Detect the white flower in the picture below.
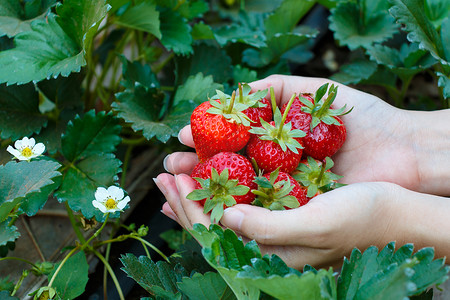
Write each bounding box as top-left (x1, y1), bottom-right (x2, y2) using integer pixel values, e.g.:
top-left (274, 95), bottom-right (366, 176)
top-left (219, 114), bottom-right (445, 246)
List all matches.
top-left (7, 137), bottom-right (45, 161)
top-left (92, 186), bottom-right (130, 213)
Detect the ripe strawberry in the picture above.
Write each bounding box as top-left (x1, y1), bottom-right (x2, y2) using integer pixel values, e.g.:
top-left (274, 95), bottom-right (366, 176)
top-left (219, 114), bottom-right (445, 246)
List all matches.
top-left (281, 83), bottom-right (351, 161)
top-left (291, 156), bottom-right (344, 199)
top-left (191, 90), bottom-right (251, 162)
top-left (236, 83), bottom-right (272, 127)
top-left (187, 152), bottom-right (257, 222)
top-left (246, 92), bottom-right (306, 174)
top-left (252, 168), bottom-right (308, 210)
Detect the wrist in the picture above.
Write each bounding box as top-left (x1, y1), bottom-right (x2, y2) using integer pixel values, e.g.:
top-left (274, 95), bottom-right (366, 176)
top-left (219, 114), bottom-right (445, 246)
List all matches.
top-left (392, 185), bottom-right (450, 258)
top-left (408, 109), bottom-right (450, 196)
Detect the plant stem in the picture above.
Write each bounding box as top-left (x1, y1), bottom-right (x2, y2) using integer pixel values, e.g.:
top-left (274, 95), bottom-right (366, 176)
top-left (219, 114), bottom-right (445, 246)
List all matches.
top-left (93, 249), bottom-right (125, 300)
top-left (48, 246), bottom-right (78, 288)
top-left (121, 137), bottom-right (146, 145)
top-left (0, 257), bottom-right (39, 269)
top-left (270, 87), bottom-right (277, 116)
top-left (227, 91), bottom-right (237, 114)
top-left (82, 214), bottom-right (110, 250)
top-left (130, 236), bottom-right (169, 263)
top-left (277, 93), bottom-right (297, 136)
top-left (11, 270), bottom-right (29, 296)
top-left (103, 237), bottom-right (113, 300)
top-left (65, 202), bottom-right (86, 244)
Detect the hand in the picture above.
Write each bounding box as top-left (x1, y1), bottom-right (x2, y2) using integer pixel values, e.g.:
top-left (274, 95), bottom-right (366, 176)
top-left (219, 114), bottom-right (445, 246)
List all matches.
top-left (165, 75), bottom-right (423, 192)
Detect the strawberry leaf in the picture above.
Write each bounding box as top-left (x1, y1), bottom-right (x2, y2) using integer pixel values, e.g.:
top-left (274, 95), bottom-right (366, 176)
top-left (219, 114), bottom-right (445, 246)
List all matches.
top-left (113, 1), bottom-right (161, 38)
top-left (159, 9), bottom-right (193, 55)
top-left (329, 0), bottom-right (398, 50)
top-left (214, 24), bottom-right (266, 48)
top-left (331, 58), bottom-right (378, 85)
top-left (0, 0), bottom-right (55, 38)
top-left (0, 221), bottom-right (20, 247)
top-left (238, 255), bottom-right (336, 300)
top-left (437, 72), bottom-right (450, 99)
top-left (424, 0), bottom-right (450, 29)
top-left (177, 272), bottom-right (235, 300)
top-left (173, 73), bottom-right (223, 107)
top-left (0, 0), bottom-right (109, 85)
top-left (0, 83), bottom-right (48, 140)
top-left (120, 253), bottom-right (185, 299)
top-left (0, 160), bottom-right (61, 223)
top-left (389, 0), bottom-right (449, 66)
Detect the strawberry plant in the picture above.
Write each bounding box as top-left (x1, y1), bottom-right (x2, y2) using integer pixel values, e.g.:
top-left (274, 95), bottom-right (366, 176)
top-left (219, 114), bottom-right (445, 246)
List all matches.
top-left (0, 0), bottom-right (448, 299)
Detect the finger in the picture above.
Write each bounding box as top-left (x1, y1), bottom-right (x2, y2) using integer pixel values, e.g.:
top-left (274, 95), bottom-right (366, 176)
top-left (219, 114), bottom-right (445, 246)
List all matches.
top-left (161, 201), bottom-right (180, 223)
top-left (175, 173), bottom-right (211, 228)
top-left (178, 125), bottom-right (195, 148)
top-left (155, 173), bottom-right (192, 229)
top-left (220, 201), bottom-right (328, 247)
top-left (163, 152), bottom-right (199, 175)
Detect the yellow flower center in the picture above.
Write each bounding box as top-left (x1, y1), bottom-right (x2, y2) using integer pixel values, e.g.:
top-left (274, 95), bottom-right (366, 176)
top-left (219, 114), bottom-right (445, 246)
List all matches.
top-left (105, 198), bottom-right (117, 210)
top-left (21, 147), bottom-right (33, 157)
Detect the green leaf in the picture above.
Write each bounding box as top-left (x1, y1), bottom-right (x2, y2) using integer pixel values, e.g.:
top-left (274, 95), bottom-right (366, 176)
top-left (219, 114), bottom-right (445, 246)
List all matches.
top-left (0, 291), bottom-right (19, 300)
top-left (54, 154), bottom-right (122, 221)
top-left (389, 0), bottom-right (448, 65)
top-left (0, 220), bottom-right (20, 247)
top-left (177, 272), bottom-right (236, 300)
top-left (175, 44), bottom-right (232, 84)
top-left (191, 22), bottom-right (215, 40)
top-left (0, 83), bottom-right (47, 140)
top-left (329, 0), bottom-right (398, 50)
top-left (160, 9), bottom-right (193, 55)
top-left (61, 110), bottom-right (121, 162)
top-left (238, 255), bottom-right (336, 300)
top-left (437, 72), bottom-right (450, 99)
top-left (0, 160), bottom-right (61, 222)
top-left (48, 251), bottom-right (89, 300)
top-left (330, 59), bottom-right (378, 85)
top-left (0, 0), bottom-right (109, 85)
top-left (233, 65), bottom-right (258, 84)
top-left (173, 73), bottom-right (223, 107)
top-left (0, 0), bottom-right (55, 38)
top-left (114, 1), bottom-right (161, 38)
top-left (120, 253), bottom-right (185, 298)
top-left (264, 0), bottom-right (315, 39)
top-left (159, 229), bottom-right (193, 251)
top-left (214, 24), bottom-right (266, 48)
top-left (19, 175), bottom-right (62, 217)
top-left (425, 0), bottom-right (450, 29)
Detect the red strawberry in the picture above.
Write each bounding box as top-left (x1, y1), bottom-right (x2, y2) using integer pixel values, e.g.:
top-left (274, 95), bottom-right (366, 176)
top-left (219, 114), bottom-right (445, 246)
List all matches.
top-left (237, 83), bottom-right (272, 127)
top-left (291, 156), bottom-right (344, 199)
top-left (246, 91), bottom-right (306, 174)
top-left (252, 168), bottom-right (308, 210)
top-left (191, 90), bottom-right (252, 162)
top-left (281, 83), bottom-right (351, 161)
top-left (187, 152), bottom-right (257, 222)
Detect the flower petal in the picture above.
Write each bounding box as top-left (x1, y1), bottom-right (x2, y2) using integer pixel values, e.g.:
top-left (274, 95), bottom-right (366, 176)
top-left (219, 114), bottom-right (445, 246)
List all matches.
top-left (92, 200), bottom-right (107, 213)
top-left (32, 143), bottom-right (46, 156)
top-left (6, 146), bottom-right (21, 158)
top-left (95, 187), bottom-right (109, 201)
top-left (14, 139), bottom-right (23, 149)
top-left (117, 196), bottom-right (130, 210)
top-left (107, 186), bottom-right (124, 200)
top-left (28, 137), bottom-right (36, 147)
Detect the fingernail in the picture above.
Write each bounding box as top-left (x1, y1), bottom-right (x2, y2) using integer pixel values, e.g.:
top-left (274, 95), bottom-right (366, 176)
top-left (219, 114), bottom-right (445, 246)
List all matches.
top-left (163, 154), bottom-right (170, 172)
top-left (153, 177), bottom-right (167, 196)
top-left (177, 130), bottom-right (183, 144)
top-left (222, 208), bottom-right (244, 231)
top-left (160, 209), bottom-right (177, 222)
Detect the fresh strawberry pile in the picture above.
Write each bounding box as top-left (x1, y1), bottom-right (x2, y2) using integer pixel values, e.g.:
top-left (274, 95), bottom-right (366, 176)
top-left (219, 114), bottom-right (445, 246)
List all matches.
top-left (187, 83), bottom-right (350, 223)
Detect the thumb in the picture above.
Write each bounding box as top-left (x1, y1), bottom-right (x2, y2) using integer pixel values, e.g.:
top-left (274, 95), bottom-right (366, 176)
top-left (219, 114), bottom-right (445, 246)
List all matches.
top-left (220, 203), bottom-right (319, 246)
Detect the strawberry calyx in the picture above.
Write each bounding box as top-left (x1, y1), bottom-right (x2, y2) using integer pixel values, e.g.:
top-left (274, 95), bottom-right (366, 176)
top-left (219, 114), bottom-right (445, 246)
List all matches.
top-left (187, 167), bottom-right (250, 223)
top-left (249, 92), bottom-right (305, 154)
top-left (208, 90), bottom-right (253, 126)
top-left (292, 156), bottom-right (343, 198)
top-left (300, 83), bottom-right (352, 132)
top-left (251, 168), bottom-right (300, 210)
top-left (237, 83), bottom-right (268, 108)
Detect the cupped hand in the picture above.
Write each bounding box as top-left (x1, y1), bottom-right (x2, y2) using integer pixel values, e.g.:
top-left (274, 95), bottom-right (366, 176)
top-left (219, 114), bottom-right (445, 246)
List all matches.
top-left (165, 74), bottom-right (421, 192)
top-left (155, 173), bottom-right (403, 269)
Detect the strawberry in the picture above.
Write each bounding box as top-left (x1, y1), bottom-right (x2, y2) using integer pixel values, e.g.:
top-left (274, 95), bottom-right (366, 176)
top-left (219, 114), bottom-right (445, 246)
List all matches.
top-left (187, 152), bottom-right (257, 222)
top-left (191, 90), bottom-right (251, 162)
top-left (252, 168), bottom-right (308, 210)
top-left (291, 156), bottom-right (344, 199)
top-left (236, 83), bottom-right (272, 127)
top-left (281, 83), bottom-right (351, 161)
top-left (246, 91), bottom-right (306, 174)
